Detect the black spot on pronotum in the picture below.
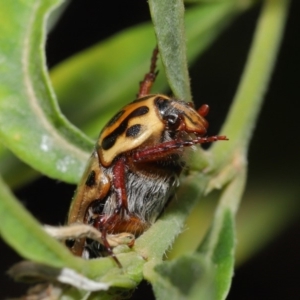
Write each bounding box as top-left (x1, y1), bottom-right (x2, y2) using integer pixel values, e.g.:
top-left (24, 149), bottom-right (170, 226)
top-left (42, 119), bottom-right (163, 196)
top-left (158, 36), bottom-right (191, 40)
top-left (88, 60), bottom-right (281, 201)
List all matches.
top-left (130, 106), bottom-right (149, 118)
top-left (126, 124), bottom-right (141, 137)
top-left (102, 106), bottom-right (149, 150)
top-left (85, 170), bottom-right (96, 187)
top-left (106, 110), bottom-right (125, 127)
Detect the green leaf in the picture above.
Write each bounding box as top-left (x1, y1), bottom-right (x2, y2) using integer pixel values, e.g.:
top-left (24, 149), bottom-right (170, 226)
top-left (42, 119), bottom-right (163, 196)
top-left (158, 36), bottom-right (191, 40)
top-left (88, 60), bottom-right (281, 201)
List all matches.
top-left (0, 145), bottom-right (39, 188)
top-left (0, 0), bottom-right (92, 184)
top-left (198, 209), bottom-right (235, 300)
top-left (0, 175), bottom-right (83, 270)
top-left (47, 0), bottom-right (71, 32)
top-left (149, 0), bottom-right (191, 101)
top-left (196, 166), bottom-right (246, 300)
top-left (151, 254), bottom-right (215, 300)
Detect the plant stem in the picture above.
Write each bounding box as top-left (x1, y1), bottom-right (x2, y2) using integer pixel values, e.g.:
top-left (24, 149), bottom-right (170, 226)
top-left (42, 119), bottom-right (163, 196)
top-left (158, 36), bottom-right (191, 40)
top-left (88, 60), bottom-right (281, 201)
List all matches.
top-left (211, 0), bottom-right (290, 168)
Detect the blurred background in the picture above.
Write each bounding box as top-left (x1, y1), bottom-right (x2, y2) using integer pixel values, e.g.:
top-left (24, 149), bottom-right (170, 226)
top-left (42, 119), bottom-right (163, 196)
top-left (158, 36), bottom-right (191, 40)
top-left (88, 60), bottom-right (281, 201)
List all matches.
top-left (1, 0), bottom-right (299, 299)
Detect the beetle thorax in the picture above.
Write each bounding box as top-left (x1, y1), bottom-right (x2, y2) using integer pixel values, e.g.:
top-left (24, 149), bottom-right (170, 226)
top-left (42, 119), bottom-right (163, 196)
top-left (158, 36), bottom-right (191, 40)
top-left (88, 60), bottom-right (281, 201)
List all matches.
top-left (97, 95), bottom-right (169, 167)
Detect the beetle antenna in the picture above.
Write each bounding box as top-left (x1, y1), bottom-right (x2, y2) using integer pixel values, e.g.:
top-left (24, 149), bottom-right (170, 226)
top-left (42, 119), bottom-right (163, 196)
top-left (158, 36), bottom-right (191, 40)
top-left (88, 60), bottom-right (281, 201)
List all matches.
top-left (138, 46), bottom-right (159, 98)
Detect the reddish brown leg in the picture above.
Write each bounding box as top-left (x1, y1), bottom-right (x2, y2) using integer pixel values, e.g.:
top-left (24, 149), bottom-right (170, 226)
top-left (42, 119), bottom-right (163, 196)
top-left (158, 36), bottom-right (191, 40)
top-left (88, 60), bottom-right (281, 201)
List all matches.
top-left (92, 218), bottom-right (122, 268)
top-left (138, 46), bottom-right (159, 98)
top-left (95, 157), bottom-right (129, 233)
top-left (133, 136), bottom-right (228, 162)
top-left (92, 157), bottom-right (129, 267)
top-left (112, 157), bottom-right (129, 215)
top-left (91, 154), bottom-right (127, 265)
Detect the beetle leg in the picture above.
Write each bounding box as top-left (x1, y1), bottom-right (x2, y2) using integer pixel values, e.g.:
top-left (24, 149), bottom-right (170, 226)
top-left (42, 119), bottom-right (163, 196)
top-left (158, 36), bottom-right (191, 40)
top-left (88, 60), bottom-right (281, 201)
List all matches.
top-left (93, 218), bottom-right (121, 267)
top-left (101, 229), bottom-right (124, 268)
top-left (133, 136), bottom-right (228, 162)
top-left (89, 157), bottom-right (132, 267)
top-left (138, 46), bottom-right (159, 97)
top-left (112, 157), bottom-right (129, 215)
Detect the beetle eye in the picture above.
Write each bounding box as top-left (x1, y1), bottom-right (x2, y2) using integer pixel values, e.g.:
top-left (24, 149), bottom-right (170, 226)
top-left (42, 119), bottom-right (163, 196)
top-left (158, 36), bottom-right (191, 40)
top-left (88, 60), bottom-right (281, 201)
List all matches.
top-left (166, 114), bottom-right (181, 130)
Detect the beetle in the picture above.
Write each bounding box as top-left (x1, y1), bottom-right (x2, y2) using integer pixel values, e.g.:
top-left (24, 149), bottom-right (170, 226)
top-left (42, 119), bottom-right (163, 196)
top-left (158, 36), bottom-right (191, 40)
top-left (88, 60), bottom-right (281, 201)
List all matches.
top-left (66, 47), bottom-right (227, 263)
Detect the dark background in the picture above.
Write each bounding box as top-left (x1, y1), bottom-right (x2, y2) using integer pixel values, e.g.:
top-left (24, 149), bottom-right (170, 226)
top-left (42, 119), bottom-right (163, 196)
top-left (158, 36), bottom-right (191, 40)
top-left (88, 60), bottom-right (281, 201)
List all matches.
top-left (1, 0), bottom-right (300, 299)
